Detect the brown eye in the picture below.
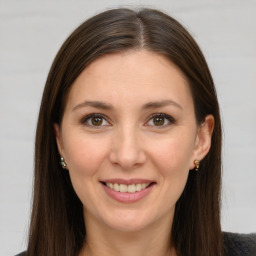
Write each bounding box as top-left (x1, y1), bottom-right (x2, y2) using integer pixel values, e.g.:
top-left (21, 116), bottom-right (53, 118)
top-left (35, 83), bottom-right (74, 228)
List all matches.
top-left (91, 116), bottom-right (103, 126)
top-left (146, 113), bottom-right (176, 127)
top-left (82, 114), bottom-right (110, 127)
top-left (153, 116), bottom-right (165, 126)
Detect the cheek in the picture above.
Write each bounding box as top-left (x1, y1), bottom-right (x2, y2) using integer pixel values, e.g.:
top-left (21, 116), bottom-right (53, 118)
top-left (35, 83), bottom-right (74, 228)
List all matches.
top-left (63, 134), bottom-right (110, 176)
top-left (63, 135), bottom-right (111, 208)
top-left (149, 135), bottom-right (194, 206)
top-left (149, 133), bottom-right (195, 174)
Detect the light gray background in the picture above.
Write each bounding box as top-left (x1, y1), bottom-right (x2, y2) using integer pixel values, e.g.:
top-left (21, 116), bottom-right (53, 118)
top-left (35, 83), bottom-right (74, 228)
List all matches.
top-left (0, 0), bottom-right (255, 255)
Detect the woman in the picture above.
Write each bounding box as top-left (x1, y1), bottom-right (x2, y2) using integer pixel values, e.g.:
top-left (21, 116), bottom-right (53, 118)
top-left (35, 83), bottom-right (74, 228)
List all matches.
top-left (16, 8), bottom-right (255, 256)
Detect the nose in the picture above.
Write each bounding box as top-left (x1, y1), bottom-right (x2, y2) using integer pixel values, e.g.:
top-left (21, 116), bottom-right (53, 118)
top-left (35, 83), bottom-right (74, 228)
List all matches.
top-left (109, 126), bottom-right (147, 170)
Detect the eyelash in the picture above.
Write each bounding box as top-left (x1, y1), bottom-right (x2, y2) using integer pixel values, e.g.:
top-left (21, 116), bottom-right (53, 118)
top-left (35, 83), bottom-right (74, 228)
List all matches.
top-left (81, 113), bottom-right (110, 127)
top-left (80, 113), bottom-right (176, 128)
top-left (146, 113), bottom-right (176, 127)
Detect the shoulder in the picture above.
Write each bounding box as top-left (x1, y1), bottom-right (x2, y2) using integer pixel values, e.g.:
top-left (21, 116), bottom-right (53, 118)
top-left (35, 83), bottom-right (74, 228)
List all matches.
top-left (15, 252), bottom-right (26, 256)
top-left (223, 232), bottom-right (256, 256)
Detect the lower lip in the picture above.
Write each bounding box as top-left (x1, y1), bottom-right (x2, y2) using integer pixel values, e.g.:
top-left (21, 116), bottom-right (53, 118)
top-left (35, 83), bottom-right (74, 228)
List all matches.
top-left (101, 183), bottom-right (155, 203)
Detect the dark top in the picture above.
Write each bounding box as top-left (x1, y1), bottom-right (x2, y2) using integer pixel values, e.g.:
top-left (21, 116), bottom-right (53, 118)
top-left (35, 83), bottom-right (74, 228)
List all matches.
top-left (223, 232), bottom-right (256, 256)
top-left (15, 232), bottom-right (256, 256)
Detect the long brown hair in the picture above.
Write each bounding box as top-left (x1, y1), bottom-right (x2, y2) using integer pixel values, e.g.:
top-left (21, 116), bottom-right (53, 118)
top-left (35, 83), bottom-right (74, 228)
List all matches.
top-left (27, 8), bottom-right (222, 256)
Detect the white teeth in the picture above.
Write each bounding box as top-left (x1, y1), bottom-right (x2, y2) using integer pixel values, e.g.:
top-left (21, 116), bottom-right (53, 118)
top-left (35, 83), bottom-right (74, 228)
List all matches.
top-left (107, 182), bottom-right (114, 189)
top-left (128, 184), bottom-right (136, 193)
top-left (113, 183), bottom-right (119, 191)
top-left (136, 184), bottom-right (142, 191)
top-left (120, 184), bottom-right (128, 192)
top-left (105, 182), bottom-right (150, 193)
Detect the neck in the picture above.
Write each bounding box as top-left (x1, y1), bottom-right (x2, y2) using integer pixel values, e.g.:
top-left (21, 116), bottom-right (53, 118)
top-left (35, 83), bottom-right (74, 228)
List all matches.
top-left (79, 211), bottom-right (176, 256)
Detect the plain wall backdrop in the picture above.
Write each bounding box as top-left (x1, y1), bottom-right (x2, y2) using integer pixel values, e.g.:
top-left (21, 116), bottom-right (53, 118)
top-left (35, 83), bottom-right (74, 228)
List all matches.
top-left (0, 0), bottom-right (255, 255)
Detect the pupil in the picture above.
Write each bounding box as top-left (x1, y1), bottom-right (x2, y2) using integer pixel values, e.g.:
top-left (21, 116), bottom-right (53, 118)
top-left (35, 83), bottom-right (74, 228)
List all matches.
top-left (92, 117), bottom-right (103, 126)
top-left (153, 117), bottom-right (164, 126)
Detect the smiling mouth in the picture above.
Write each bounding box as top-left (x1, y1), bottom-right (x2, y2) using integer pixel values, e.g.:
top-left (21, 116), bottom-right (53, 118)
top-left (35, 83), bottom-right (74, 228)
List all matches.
top-left (101, 182), bottom-right (155, 193)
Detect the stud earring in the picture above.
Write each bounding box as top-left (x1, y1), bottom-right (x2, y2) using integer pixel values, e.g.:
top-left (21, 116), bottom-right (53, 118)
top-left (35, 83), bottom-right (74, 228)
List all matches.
top-left (194, 160), bottom-right (200, 171)
top-left (60, 157), bottom-right (67, 169)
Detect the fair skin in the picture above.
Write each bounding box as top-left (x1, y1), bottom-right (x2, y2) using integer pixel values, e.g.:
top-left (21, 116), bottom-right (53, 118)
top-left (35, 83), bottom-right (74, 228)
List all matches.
top-left (55, 50), bottom-right (214, 256)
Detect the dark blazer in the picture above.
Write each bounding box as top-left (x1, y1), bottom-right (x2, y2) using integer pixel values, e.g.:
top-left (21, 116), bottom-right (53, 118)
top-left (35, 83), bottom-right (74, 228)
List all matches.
top-left (15, 232), bottom-right (256, 256)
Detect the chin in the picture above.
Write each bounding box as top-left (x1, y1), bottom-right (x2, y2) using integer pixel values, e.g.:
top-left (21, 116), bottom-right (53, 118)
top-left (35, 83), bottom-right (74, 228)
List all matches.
top-left (99, 208), bottom-right (158, 233)
top-left (106, 219), bottom-right (150, 233)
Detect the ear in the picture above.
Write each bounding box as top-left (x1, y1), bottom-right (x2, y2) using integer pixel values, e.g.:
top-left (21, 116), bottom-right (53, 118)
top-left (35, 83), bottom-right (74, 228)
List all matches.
top-left (189, 115), bottom-right (214, 170)
top-left (54, 123), bottom-right (65, 157)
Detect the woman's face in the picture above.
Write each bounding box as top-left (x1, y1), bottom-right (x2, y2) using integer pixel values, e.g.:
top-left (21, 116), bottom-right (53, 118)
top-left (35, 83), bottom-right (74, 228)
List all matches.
top-left (55, 50), bottom-right (213, 233)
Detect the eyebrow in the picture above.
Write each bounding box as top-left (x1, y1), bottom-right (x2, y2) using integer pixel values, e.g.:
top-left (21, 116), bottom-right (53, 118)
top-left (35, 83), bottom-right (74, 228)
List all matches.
top-left (142, 100), bottom-right (183, 110)
top-left (72, 101), bottom-right (113, 111)
top-left (72, 99), bottom-right (183, 111)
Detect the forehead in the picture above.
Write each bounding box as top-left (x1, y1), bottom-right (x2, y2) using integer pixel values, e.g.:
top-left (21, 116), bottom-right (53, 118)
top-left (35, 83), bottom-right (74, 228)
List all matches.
top-left (65, 50), bottom-right (192, 110)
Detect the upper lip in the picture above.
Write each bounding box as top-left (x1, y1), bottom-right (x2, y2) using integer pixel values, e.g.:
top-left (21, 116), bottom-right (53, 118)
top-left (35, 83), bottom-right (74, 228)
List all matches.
top-left (100, 178), bottom-right (155, 185)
